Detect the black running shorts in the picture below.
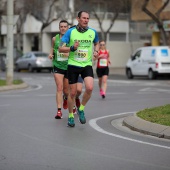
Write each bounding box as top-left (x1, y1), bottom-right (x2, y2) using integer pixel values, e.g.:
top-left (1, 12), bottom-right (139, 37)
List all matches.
top-left (68, 65), bottom-right (94, 84)
top-left (96, 67), bottom-right (109, 78)
top-left (53, 66), bottom-right (68, 78)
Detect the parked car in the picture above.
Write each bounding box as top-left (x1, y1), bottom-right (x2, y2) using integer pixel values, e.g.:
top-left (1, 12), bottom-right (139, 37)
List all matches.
top-left (0, 48), bottom-right (23, 71)
top-left (126, 46), bottom-right (170, 79)
top-left (15, 51), bottom-right (52, 72)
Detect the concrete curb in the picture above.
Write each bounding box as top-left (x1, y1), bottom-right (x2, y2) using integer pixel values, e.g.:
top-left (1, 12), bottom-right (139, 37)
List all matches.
top-left (0, 83), bottom-right (29, 92)
top-left (123, 114), bottom-right (170, 140)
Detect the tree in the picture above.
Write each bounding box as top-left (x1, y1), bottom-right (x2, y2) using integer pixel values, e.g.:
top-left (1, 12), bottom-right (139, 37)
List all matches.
top-left (15, 0), bottom-right (70, 50)
top-left (142, 0), bottom-right (170, 45)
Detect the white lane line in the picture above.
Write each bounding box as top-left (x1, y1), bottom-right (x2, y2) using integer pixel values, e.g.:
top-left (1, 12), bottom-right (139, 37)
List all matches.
top-left (22, 84), bottom-right (42, 92)
top-left (106, 92), bottom-right (126, 95)
top-left (37, 94), bottom-right (55, 97)
top-left (0, 95), bottom-right (23, 97)
top-left (140, 87), bottom-right (170, 93)
top-left (0, 104), bottom-right (10, 107)
top-left (89, 112), bottom-right (170, 150)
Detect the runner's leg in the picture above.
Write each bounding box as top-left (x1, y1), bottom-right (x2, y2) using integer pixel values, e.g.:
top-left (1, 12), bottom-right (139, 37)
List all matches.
top-left (81, 76), bottom-right (93, 106)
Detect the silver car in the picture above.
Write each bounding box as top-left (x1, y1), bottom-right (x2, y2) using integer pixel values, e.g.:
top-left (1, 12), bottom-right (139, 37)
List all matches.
top-left (15, 51), bottom-right (52, 72)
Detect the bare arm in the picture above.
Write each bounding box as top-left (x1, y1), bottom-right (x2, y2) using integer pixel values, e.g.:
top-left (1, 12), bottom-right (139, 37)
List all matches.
top-left (48, 37), bottom-right (55, 59)
top-left (93, 42), bottom-right (99, 59)
top-left (107, 50), bottom-right (111, 65)
top-left (59, 41), bottom-right (79, 53)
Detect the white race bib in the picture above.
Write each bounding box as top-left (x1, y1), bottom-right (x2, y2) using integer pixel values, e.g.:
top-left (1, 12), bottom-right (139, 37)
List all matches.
top-left (99, 59), bottom-right (107, 66)
top-left (57, 51), bottom-right (68, 61)
top-left (74, 49), bottom-right (88, 61)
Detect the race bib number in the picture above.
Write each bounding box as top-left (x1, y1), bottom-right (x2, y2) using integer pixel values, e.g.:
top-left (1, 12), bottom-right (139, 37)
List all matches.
top-left (57, 51), bottom-right (68, 61)
top-left (74, 49), bottom-right (88, 61)
top-left (99, 59), bottom-right (107, 66)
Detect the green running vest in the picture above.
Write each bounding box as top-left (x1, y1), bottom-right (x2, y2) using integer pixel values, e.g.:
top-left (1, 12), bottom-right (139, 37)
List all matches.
top-left (53, 34), bottom-right (68, 70)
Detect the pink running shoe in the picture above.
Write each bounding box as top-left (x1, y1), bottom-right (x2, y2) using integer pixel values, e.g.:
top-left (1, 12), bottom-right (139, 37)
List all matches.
top-left (102, 91), bottom-right (105, 99)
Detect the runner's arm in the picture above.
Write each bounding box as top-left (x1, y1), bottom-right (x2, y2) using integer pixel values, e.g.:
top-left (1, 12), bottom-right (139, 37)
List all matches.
top-left (58, 41), bottom-right (79, 53)
top-left (93, 42), bottom-right (99, 59)
top-left (107, 50), bottom-right (111, 65)
top-left (48, 37), bottom-right (55, 59)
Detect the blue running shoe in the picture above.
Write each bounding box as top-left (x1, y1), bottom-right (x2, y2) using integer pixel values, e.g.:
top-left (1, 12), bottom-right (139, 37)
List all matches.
top-left (77, 109), bottom-right (86, 124)
top-left (68, 117), bottom-right (75, 127)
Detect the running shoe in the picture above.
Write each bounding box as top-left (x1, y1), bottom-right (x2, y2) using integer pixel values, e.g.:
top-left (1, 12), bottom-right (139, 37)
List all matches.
top-left (73, 106), bottom-right (77, 114)
top-left (77, 109), bottom-right (86, 124)
top-left (63, 96), bottom-right (68, 109)
top-left (76, 98), bottom-right (80, 108)
top-left (102, 92), bottom-right (105, 99)
top-left (68, 117), bottom-right (75, 127)
top-left (55, 110), bottom-right (62, 119)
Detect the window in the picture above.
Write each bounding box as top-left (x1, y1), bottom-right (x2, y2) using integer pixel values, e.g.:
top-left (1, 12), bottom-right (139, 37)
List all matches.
top-left (109, 33), bottom-right (126, 41)
top-left (132, 50), bottom-right (141, 60)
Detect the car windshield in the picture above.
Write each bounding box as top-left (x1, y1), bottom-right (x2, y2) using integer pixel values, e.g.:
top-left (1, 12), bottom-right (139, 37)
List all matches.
top-left (34, 53), bottom-right (48, 57)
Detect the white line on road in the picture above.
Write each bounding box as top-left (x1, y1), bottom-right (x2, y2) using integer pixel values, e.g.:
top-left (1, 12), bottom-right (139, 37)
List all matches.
top-left (140, 87), bottom-right (170, 93)
top-left (89, 112), bottom-right (170, 150)
top-left (22, 84), bottom-right (42, 92)
top-left (0, 104), bottom-right (10, 107)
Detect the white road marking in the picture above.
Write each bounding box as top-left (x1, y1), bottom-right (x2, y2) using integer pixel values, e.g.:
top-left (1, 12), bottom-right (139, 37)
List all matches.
top-left (89, 112), bottom-right (170, 150)
top-left (140, 87), bottom-right (170, 93)
top-left (106, 92), bottom-right (126, 95)
top-left (22, 84), bottom-right (42, 92)
top-left (37, 94), bottom-right (55, 97)
top-left (0, 104), bottom-right (10, 107)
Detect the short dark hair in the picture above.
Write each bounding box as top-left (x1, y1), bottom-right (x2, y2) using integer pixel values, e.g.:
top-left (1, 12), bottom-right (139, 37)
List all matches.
top-left (59, 20), bottom-right (69, 25)
top-left (77, 11), bottom-right (90, 18)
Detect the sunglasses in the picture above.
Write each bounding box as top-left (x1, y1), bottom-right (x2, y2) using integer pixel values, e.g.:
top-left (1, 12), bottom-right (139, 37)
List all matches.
top-left (100, 44), bottom-right (105, 46)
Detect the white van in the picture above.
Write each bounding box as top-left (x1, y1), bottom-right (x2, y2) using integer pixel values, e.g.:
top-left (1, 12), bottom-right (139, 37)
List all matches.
top-left (126, 46), bottom-right (170, 79)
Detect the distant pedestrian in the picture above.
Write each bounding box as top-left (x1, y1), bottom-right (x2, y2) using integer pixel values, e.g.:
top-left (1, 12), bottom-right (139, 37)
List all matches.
top-left (94, 40), bottom-right (111, 98)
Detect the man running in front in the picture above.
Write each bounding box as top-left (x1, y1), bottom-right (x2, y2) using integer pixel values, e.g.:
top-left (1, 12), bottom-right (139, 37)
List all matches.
top-left (59, 11), bottom-right (99, 127)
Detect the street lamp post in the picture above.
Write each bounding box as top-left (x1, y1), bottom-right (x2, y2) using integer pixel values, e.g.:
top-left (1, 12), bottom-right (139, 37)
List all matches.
top-left (6, 0), bottom-right (14, 85)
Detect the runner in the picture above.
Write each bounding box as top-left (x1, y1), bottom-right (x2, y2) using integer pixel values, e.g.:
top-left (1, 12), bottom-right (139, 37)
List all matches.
top-left (59, 11), bottom-right (99, 127)
top-left (94, 40), bottom-right (111, 98)
top-left (48, 20), bottom-right (69, 119)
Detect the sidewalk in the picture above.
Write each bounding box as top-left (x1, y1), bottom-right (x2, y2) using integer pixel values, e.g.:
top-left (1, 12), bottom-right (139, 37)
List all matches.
top-left (123, 114), bottom-right (170, 140)
top-left (0, 82), bottom-right (28, 92)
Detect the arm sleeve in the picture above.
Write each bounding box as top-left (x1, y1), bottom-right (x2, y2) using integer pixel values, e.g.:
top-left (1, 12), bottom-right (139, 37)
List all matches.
top-left (93, 30), bottom-right (99, 43)
top-left (61, 29), bottom-right (71, 44)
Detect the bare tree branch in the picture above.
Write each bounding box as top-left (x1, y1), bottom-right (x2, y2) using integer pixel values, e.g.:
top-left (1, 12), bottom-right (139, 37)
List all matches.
top-left (142, 0), bottom-right (168, 45)
top-left (155, 0), bottom-right (170, 17)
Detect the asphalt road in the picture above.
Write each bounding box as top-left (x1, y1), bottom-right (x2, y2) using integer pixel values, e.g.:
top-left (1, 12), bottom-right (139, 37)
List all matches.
top-left (0, 71), bottom-right (170, 170)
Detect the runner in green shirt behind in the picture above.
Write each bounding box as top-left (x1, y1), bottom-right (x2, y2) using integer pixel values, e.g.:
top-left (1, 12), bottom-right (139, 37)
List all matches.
top-left (48, 20), bottom-right (69, 119)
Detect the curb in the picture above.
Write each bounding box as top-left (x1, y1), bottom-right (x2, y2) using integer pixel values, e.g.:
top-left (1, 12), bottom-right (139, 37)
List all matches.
top-left (0, 83), bottom-right (29, 92)
top-left (123, 114), bottom-right (170, 140)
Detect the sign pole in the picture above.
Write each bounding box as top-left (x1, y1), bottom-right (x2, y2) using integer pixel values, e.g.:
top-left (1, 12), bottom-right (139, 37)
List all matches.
top-left (6, 0), bottom-right (14, 85)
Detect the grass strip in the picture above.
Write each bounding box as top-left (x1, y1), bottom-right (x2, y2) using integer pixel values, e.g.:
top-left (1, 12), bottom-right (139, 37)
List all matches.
top-left (0, 79), bottom-right (23, 86)
top-left (137, 104), bottom-right (170, 126)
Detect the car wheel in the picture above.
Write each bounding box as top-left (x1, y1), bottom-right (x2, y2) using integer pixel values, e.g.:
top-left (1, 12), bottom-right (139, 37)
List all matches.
top-left (15, 64), bottom-right (20, 72)
top-left (28, 64), bottom-right (34, 72)
top-left (126, 68), bottom-right (133, 79)
top-left (148, 69), bottom-right (156, 80)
